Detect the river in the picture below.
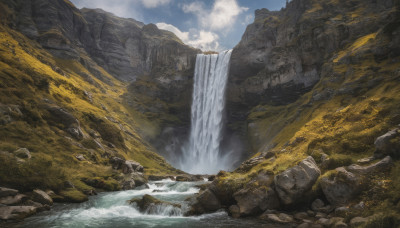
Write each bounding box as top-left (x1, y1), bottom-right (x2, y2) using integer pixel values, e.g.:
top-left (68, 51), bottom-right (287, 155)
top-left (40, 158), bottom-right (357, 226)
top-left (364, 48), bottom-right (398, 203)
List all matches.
top-left (11, 179), bottom-right (290, 228)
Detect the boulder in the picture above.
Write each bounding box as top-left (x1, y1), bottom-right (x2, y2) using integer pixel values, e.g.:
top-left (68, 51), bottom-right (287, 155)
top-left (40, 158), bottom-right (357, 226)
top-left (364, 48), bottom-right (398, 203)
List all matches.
top-left (233, 187), bottom-right (280, 216)
top-left (175, 176), bottom-right (190, 181)
top-left (207, 175), bottom-right (216, 182)
top-left (109, 157), bottom-right (125, 170)
top-left (259, 213), bottom-right (294, 224)
top-left (261, 151), bottom-right (276, 159)
top-left (14, 148), bottom-right (31, 159)
top-left (22, 200), bottom-right (50, 212)
top-left (31, 189), bottom-right (53, 206)
top-left (315, 212), bottom-right (327, 219)
top-left (0, 187), bottom-right (18, 198)
top-left (320, 167), bottom-right (362, 206)
top-left (294, 212), bottom-right (309, 220)
top-left (121, 179), bottom-right (135, 190)
top-left (0, 194), bottom-right (27, 205)
top-left (195, 189), bottom-right (221, 212)
top-left (0, 206), bottom-right (37, 220)
top-left (274, 156), bottom-right (321, 205)
top-left (334, 207), bottom-right (350, 217)
top-left (311, 199), bottom-right (333, 213)
top-left (333, 221), bottom-right (348, 228)
top-left (147, 175), bottom-right (175, 181)
top-left (129, 194), bottom-right (181, 216)
top-left (134, 184), bottom-right (149, 190)
top-left (346, 156), bottom-right (392, 174)
top-left (44, 105), bottom-right (83, 140)
top-left (228, 205), bottom-right (240, 218)
top-left (130, 172), bottom-right (147, 186)
top-left (75, 154), bottom-right (86, 161)
top-left (122, 160), bottom-right (144, 174)
top-left (350, 217), bottom-right (368, 227)
top-left (235, 156), bottom-right (265, 172)
top-left (374, 128), bottom-right (400, 158)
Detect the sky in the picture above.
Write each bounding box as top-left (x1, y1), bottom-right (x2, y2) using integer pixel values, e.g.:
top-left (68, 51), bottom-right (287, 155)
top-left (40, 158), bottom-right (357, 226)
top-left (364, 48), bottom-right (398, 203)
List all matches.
top-left (70, 0), bottom-right (287, 51)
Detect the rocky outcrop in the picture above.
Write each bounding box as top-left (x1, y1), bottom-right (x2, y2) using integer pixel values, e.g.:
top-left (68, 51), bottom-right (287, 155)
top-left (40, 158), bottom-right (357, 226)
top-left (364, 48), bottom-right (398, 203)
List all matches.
top-left (374, 127), bottom-right (400, 159)
top-left (122, 160), bottom-right (144, 174)
top-left (44, 105), bottom-right (84, 140)
top-left (274, 156), bottom-right (320, 205)
top-left (225, 0), bottom-right (397, 156)
top-left (0, 206), bottom-right (37, 220)
top-left (109, 157), bottom-right (147, 190)
top-left (321, 156), bottom-right (393, 206)
top-left (0, 187), bottom-right (54, 220)
top-left (3, 0), bottom-right (199, 82)
top-left (81, 8), bottom-right (199, 81)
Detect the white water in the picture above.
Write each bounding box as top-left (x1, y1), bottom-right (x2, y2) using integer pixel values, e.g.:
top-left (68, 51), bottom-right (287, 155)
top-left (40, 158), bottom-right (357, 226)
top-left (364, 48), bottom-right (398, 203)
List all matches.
top-left (180, 50), bottom-right (235, 174)
top-left (17, 180), bottom-right (273, 228)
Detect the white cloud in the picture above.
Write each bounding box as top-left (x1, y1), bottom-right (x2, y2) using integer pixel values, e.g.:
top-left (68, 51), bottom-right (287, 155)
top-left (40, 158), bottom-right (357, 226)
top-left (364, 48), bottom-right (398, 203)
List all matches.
top-left (70, 0), bottom-right (143, 20)
top-left (156, 22), bottom-right (189, 42)
top-left (182, 1), bottom-right (204, 14)
top-left (242, 13), bottom-right (254, 25)
top-left (156, 23), bottom-right (220, 51)
top-left (182, 0), bottom-right (248, 31)
top-left (141, 0), bottom-right (171, 8)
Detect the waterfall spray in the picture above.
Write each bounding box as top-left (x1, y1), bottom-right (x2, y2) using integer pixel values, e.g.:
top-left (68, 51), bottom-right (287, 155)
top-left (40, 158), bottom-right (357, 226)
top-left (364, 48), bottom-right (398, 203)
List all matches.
top-left (180, 50), bottom-right (235, 174)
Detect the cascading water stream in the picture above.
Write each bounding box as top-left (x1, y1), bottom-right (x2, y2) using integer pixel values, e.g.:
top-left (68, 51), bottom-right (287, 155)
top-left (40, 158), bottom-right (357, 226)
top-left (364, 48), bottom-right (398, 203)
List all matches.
top-left (180, 50), bottom-right (234, 174)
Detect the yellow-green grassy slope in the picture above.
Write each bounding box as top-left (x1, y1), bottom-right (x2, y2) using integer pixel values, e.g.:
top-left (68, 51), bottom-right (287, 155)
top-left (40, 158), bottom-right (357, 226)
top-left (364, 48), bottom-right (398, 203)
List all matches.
top-left (0, 9), bottom-right (181, 197)
top-left (219, 2), bottom-right (400, 221)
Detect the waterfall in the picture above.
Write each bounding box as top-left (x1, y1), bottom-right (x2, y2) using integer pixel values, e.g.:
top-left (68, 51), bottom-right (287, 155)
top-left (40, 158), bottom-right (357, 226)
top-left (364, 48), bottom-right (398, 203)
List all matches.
top-left (180, 50), bottom-right (233, 174)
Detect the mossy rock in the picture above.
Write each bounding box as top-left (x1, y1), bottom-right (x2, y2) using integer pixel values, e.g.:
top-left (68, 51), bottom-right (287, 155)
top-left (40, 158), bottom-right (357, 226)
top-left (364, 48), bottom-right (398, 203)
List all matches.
top-left (364, 213), bottom-right (400, 228)
top-left (59, 188), bottom-right (88, 203)
top-left (129, 194), bottom-right (181, 211)
top-left (81, 177), bottom-right (120, 191)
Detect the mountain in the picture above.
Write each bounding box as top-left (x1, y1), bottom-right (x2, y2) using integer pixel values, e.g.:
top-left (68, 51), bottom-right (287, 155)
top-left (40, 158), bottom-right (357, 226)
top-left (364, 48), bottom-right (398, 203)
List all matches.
top-left (226, 0), bottom-right (400, 156)
top-left (0, 0), bottom-right (198, 203)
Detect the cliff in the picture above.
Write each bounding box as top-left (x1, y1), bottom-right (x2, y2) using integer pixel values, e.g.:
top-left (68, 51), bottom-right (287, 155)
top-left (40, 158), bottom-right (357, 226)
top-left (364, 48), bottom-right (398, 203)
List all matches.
top-left (0, 0), bottom-right (198, 202)
top-left (226, 0), bottom-right (398, 156)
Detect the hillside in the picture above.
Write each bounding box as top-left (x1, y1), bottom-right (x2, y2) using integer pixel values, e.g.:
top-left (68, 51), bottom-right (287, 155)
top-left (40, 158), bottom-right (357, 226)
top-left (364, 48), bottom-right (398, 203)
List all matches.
top-left (0, 0), bottom-right (198, 202)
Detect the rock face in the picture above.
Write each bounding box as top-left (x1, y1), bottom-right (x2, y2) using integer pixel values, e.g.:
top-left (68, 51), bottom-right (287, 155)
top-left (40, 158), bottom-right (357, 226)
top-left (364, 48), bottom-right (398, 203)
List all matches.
top-left (81, 9), bottom-right (198, 81)
top-left (225, 0), bottom-right (396, 156)
top-left (274, 156), bottom-right (321, 205)
top-left (6, 0), bottom-right (199, 82)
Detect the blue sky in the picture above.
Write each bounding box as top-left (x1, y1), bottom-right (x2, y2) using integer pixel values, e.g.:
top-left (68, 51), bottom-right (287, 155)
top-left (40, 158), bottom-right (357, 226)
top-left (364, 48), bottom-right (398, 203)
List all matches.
top-left (70, 0), bottom-right (286, 51)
